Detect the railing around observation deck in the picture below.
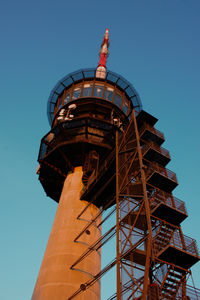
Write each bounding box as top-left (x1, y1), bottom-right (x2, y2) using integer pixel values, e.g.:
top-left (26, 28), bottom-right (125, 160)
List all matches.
top-left (184, 285), bottom-right (200, 299)
top-left (38, 118), bottom-right (115, 162)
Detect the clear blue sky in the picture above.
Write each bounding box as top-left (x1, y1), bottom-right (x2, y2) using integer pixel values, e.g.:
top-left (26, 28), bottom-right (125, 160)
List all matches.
top-left (0, 1), bottom-right (200, 299)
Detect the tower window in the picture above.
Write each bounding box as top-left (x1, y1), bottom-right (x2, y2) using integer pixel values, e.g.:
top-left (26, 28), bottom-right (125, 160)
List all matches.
top-left (72, 87), bottom-right (81, 100)
top-left (105, 87), bottom-right (114, 101)
top-left (115, 93), bottom-right (122, 108)
top-left (122, 98), bottom-right (129, 114)
top-left (93, 85), bottom-right (104, 98)
top-left (64, 93), bottom-right (71, 104)
top-left (58, 95), bottom-right (63, 109)
top-left (83, 84), bottom-right (92, 97)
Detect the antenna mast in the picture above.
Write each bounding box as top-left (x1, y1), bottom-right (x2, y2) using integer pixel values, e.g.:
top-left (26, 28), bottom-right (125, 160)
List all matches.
top-left (96, 29), bottom-right (109, 79)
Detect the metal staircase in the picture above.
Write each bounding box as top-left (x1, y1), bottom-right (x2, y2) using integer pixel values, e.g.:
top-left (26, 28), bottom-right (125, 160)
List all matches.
top-left (153, 222), bottom-right (175, 254)
top-left (115, 110), bottom-right (200, 299)
top-left (66, 109), bottom-right (199, 299)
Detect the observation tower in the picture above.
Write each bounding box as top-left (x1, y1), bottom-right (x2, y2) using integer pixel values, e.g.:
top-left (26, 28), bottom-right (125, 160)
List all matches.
top-left (32, 30), bottom-right (200, 299)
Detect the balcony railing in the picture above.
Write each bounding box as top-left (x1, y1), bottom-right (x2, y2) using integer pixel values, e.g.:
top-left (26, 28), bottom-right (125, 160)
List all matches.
top-left (170, 231), bottom-right (199, 257)
top-left (142, 141), bottom-right (170, 159)
top-left (145, 161), bottom-right (178, 183)
top-left (152, 218), bottom-right (199, 257)
top-left (140, 122), bottom-right (165, 140)
top-left (185, 285), bottom-right (200, 299)
top-left (150, 190), bottom-right (187, 215)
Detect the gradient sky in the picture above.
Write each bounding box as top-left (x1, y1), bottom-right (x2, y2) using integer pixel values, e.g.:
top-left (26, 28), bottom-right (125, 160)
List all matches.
top-left (0, 1), bottom-right (200, 299)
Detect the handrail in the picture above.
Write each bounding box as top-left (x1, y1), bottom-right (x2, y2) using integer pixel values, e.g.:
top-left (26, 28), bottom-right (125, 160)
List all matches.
top-left (185, 285), bottom-right (200, 299)
top-left (140, 122), bottom-right (164, 140)
top-left (170, 231), bottom-right (199, 257)
top-left (38, 118), bottom-right (115, 162)
top-left (145, 161), bottom-right (178, 182)
top-left (142, 141), bottom-right (170, 159)
top-left (153, 222), bottom-right (199, 258)
top-left (150, 189), bottom-right (187, 215)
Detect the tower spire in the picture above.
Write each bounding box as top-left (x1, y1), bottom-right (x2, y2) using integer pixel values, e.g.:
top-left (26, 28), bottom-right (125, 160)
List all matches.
top-left (96, 28), bottom-right (109, 79)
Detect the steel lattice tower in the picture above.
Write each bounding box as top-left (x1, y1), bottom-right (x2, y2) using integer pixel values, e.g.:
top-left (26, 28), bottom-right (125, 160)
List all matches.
top-left (32, 30), bottom-right (200, 300)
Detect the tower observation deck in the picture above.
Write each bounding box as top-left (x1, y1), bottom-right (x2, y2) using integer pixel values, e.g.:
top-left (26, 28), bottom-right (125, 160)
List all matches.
top-left (32, 30), bottom-right (200, 300)
top-left (38, 68), bottom-right (142, 202)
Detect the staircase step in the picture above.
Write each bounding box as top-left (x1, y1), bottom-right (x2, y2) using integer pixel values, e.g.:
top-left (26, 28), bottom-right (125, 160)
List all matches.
top-left (162, 287), bottom-right (176, 295)
top-left (154, 241), bottom-right (169, 245)
top-left (163, 282), bottom-right (177, 290)
top-left (162, 292), bottom-right (175, 299)
top-left (159, 231), bottom-right (173, 236)
top-left (168, 271), bottom-right (183, 279)
top-left (159, 233), bottom-right (172, 237)
top-left (156, 233), bottom-right (171, 238)
top-left (166, 277), bottom-right (180, 284)
top-left (156, 236), bottom-right (171, 242)
top-left (158, 232), bottom-right (172, 237)
top-left (154, 241), bottom-right (169, 247)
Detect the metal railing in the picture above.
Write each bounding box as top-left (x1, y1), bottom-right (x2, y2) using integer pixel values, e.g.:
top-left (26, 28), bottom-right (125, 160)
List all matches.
top-left (175, 284), bottom-right (200, 299)
top-left (140, 122), bottom-right (165, 140)
top-left (153, 222), bottom-right (199, 258)
top-left (142, 141), bottom-right (170, 159)
top-left (38, 118), bottom-right (115, 162)
top-left (150, 189), bottom-right (187, 215)
top-left (146, 161), bottom-right (178, 183)
top-left (185, 285), bottom-right (200, 299)
top-left (170, 231), bottom-right (199, 257)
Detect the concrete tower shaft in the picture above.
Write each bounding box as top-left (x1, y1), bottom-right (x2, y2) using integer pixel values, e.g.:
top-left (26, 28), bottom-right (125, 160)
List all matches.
top-left (32, 167), bottom-right (101, 300)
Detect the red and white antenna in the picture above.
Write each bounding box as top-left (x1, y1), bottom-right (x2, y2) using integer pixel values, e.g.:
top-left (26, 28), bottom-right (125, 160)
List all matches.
top-left (96, 29), bottom-right (109, 79)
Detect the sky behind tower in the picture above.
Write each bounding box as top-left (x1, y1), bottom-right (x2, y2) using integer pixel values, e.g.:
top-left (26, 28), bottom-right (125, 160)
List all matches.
top-left (0, 1), bottom-right (200, 299)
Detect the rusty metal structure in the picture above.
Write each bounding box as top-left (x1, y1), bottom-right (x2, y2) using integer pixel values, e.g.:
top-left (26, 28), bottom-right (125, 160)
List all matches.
top-left (34, 30), bottom-right (200, 299)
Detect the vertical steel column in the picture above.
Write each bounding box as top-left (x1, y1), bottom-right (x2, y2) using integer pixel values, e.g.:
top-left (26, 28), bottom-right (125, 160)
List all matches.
top-left (131, 110), bottom-right (153, 298)
top-left (182, 274), bottom-right (187, 299)
top-left (116, 129), bottom-right (121, 300)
